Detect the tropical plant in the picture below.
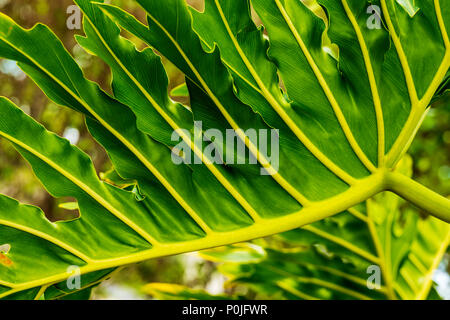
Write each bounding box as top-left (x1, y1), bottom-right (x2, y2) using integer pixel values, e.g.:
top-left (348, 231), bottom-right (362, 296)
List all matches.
top-left (145, 157), bottom-right (450, 300)
top-left (0, 0), bottom-right (448, 300)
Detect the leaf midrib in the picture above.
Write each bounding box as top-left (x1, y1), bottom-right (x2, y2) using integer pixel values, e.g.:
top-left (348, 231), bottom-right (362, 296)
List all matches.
top-left (278, 251), bottom-right (388, 294)
top-left (380, 0), bottom-right (419, 106)
top-left (0, 218), bottom-right (92, 264)
top-left (414, 229), bottom-right (450, 299)
top-left (341, 0), bottom-right (385, 167)
top-left (365, 201), bottom-right (396, 299)
top-left (302, 225), bottom-right (379, 264)
top-left (0, 172), bottom-right (385, 299)
top-left (267, 264), bottom-right (373, 300)
top-left (383, 0), bottom-right (450, 167)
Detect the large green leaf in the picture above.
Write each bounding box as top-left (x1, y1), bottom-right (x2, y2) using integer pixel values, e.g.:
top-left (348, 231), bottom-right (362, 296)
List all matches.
top-left (0, 0), bottom-right (449, 299)
top-left (186, 158), bottom-right (450, 300)
top-left (100, 0), bottom-right (450, 218)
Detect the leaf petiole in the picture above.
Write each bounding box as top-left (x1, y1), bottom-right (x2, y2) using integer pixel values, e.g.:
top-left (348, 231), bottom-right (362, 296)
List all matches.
top-left (385, 172), bottom-right (450, 223)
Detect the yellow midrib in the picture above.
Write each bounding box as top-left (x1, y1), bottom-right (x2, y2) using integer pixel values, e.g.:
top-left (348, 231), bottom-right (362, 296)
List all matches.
top-left (34, 267), bottom-right (123, 300)
top-left (384, 0), bottom-right (450, 167)
top-left (365, 202), bottom-right (396, 299)
top-left (276, 281), bottom-right (320, 300)
top-left (0, 279), bottom-right (15, 288)
top-left (408, 253), bottom-right (428, 275)
top-left (415, 229), bottom-right (450, 300)
top-left (399, 269), bottom-right (420, 295)
top-left (380, 0), bottom-right (419, 106)
top-left (302, 225), bottom-right (380, 264)
top-left (435, 0), bottom-right (450, 49)
top-left (296, 277), bottom-right (373, 300)
top-left (0, 172), bottom-right (386, 299)
top-left (342, 0), bottom-right (385, 167)
top-left (347, 207), bottom-right (369, 222)
top-left (384, 209), bottom-right (396, 299)
top-left (421, 0), bottom-right (450, 105)
top-left (0, 218), bottom-right (92, 264)
top-left (213, 0), bottom-right (356, 187)
top-left (269, 265), bottom-right (373, 300)
top-left (0, 3), bottom-right (444, 300)
top-left (274, 0), bottom-right (377, 174)
top-left (33, 285), bottom-right (49, 300)
top-left (386, 51), bottom-right (448, 167)
top-left (292, 258), bottom-right (388, 294)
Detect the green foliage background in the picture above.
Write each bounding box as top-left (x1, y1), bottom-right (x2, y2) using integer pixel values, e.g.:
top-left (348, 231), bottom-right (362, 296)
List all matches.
top-left (0, 0), bottom-right (448, 299)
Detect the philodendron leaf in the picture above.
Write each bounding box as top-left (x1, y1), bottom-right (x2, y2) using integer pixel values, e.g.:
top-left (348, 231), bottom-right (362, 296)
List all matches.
top-left (196, 158), bottom-right (449, 300)
top-left (99, 0), bottom-right (449, 217)
top-left (0, 0), bottom-right (448, 299)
